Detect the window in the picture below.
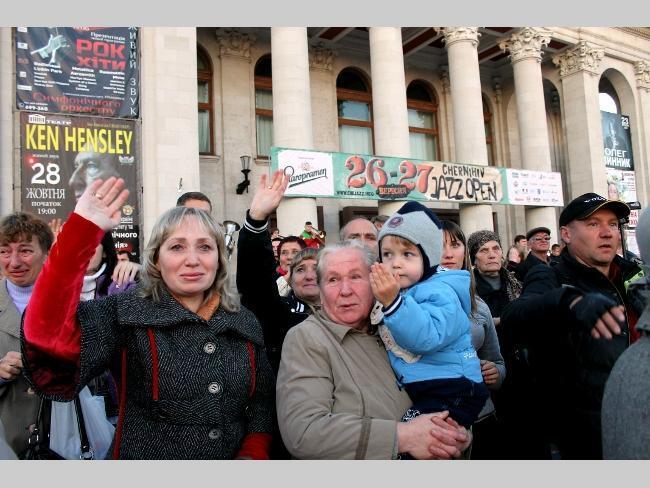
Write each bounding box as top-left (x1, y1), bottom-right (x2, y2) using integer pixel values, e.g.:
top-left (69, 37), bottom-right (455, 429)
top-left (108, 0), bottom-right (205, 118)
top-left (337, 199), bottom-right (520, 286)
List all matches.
top-left (599, 78), bottom-right (620, 114)
top-left (337, 69), bottom-right (374, 154)
top-left (255, 55), bottom-right (273, 158)
top-left (483, 95), bottom-right (495, 166)
top-left (407, 81), bottom-right (439, 160)
top-left (197, 46), bottom-right (214, 155)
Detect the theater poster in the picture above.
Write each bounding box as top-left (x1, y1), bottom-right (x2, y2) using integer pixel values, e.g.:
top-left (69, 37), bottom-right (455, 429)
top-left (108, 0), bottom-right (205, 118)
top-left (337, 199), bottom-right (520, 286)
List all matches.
top-left (15, 27), bottom-right (139, 118)
top-left (20, 112), bottom-right (141, 259)
top-left (601, 111), bottom-right (634, 170)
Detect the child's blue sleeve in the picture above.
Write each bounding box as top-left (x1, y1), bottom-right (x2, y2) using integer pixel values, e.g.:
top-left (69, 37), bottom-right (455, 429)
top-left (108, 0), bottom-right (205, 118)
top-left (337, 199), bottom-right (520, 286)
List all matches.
top-left (382, 289), bottom-right (466, 354)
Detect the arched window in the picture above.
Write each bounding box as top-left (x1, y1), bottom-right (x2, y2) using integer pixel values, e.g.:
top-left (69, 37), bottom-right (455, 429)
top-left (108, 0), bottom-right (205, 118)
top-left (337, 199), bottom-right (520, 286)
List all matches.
top-left (255, 55), bottom-right (273, 158)
top-left (407, 81), bottom-right (439, 160)
top-left (337, 69), bottom-right (374, 154)
top-left (483, 95), bottom-right (495, 166)
top-left (197, 46), bottom-right (214, 155)
top-left (599, 78), bottom-right (620, 114)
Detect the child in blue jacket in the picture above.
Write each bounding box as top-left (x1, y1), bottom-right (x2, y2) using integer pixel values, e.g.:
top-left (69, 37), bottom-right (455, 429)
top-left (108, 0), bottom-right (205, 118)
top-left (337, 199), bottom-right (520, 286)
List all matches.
top-left (370, 201), bottom-right (488, 429)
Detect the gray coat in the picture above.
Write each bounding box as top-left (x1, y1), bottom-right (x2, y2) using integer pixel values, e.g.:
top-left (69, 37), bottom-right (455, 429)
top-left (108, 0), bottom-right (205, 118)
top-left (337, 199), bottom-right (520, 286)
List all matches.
top-left (471, 297), bottom-right (506, 418)
top-left (22, 286), bottom-right (274, 460)
top-left (601, 282), bottom-right (650, 459)
top-left (0, 279), bottom-right (39, 456)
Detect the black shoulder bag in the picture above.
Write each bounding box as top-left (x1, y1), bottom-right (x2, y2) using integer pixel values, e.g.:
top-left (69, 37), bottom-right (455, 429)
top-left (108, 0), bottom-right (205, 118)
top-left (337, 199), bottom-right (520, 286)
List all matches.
top-left (20, 396), bottom-right (94, 460)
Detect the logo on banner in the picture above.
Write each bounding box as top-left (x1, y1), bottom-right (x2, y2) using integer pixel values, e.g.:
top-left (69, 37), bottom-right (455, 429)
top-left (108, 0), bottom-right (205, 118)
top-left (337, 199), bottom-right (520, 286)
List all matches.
top-left (28, 114), bottom-right (46, 124)
top-left (279, 150), bottom-right (334, 197)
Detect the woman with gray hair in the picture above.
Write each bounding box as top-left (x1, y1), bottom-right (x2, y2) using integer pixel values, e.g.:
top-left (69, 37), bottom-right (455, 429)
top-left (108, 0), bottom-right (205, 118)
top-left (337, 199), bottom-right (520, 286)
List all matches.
top-left (21, 177), bottom-right (274, 459)
top-left (277, 239), bottom-right (472, 459)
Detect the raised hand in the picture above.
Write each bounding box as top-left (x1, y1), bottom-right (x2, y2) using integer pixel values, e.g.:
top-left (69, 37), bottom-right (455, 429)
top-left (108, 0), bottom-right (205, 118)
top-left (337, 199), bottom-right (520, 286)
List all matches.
top-left (249, 170), bottom-right (289, 221)
top-left (369, 262), bottom-right (400, 308)
top-left (74, 177), bottom-right (130, 232)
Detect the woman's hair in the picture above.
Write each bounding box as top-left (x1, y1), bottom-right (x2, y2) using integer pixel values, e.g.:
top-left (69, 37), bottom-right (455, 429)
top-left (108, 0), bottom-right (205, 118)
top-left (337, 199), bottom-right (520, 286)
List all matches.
top-left (316, 240), bottom-right (375, 284)
top-left (288, 247), bottom-right (320, 287)
top-left (139, 206), bottom-right (240, 312)
top-left (97, 232), bottom-right (118, 296)
top-left (277, 236), bottom-right (307, 262)
top-left (441, 220), bottom-right (477, 315)
top-left (0, 212), bottom-right (54, 253)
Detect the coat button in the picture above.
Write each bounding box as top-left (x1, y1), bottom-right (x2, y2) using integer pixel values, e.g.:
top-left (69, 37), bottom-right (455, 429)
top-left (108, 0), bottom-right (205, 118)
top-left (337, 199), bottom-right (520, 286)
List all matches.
top-left (208, 428), bottom-right (221, 440)
top-left (203, 342), bottom-right (216, 354)
top-left (208, 382), bottom-right (222, 394)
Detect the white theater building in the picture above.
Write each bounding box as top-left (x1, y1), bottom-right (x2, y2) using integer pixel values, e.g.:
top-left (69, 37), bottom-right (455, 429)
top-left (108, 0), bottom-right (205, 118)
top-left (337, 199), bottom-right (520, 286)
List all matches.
top-left (2, 27), bottom-right (650, 250)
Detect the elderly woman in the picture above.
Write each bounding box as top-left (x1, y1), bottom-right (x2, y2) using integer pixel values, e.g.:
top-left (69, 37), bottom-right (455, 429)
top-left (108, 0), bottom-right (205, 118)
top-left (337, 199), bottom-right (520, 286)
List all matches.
top-left (439, 221), bottom-right (505, 459)
top-left (21, 177), bottom-right (274, 459)
top-left (276, 240), bottom-right (471, 459)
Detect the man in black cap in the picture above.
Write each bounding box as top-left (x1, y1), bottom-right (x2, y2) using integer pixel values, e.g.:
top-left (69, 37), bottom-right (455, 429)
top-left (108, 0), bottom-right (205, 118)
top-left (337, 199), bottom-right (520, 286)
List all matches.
top-left (515, 226), bottom-right (551, 282)
top-left (501, 192), bottom-right (644, 459)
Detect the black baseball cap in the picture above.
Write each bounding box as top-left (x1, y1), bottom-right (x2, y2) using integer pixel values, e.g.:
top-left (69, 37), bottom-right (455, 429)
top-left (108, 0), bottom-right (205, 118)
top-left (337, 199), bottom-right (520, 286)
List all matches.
top-left (526, 226), bottom-right (551, 240)
top-left (559, 192), bottom-right (630, 227)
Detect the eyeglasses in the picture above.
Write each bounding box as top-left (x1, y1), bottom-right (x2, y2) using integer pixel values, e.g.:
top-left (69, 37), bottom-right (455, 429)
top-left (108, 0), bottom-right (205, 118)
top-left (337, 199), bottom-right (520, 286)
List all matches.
top-left (531, 236), bottom-right (551, 242)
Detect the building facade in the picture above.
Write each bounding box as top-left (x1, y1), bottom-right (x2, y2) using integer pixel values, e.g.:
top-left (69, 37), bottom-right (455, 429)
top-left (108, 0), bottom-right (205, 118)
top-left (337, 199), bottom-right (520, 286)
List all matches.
top-left (2, 26), bottom-right (650, 253)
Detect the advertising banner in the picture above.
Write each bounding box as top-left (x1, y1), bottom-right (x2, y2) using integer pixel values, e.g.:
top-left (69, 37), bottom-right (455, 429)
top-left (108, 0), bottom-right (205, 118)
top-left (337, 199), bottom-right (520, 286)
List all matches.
top-left (15, 27), bottom-right (139, 118)
top-left (601, 111), bottom-right (634, 170)
top-left (271, 147), bottom-right (564, 206)
top-left (20, 112), bottom-right (141, 259)
top-left (606, 167), bottom-right (639, 254)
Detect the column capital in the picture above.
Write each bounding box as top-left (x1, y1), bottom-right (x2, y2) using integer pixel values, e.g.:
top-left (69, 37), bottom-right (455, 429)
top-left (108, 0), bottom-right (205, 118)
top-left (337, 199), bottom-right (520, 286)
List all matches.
top-left (439, 27), bottom-right (480, 48)
top-left (634, 60), bottom-right (650, 92)
top-left (439, 64), bottom-right (450, 93)
top-left (499, 27), bottom-right (552, 64)
top-left (215, 28), bottom-right (255, 60)
top-left (309, 42), bottom-right (336, 71)
top-left (552, 40), bottom-right (604, 77)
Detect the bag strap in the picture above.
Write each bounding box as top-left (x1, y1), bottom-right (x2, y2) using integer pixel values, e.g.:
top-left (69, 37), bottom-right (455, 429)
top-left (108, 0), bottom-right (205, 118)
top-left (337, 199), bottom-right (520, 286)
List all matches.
top-left (73, 395), bottom-right (94, 460)
top-left (246, 341), bottom-right (256, 398)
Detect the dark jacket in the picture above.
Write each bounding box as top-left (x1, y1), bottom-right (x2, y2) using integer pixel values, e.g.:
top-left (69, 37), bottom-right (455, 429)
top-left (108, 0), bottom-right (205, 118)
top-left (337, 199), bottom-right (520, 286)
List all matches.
top-left (501, 250), bottom-right (643, 459)
top-left (237, 212), bottom-right (312, 373)
top-left (515, 252), bottom-right (548, 282)
top-left (473, 267), bottom-right (522, 323)
top-left (22, 286), bottom-right (274, 460)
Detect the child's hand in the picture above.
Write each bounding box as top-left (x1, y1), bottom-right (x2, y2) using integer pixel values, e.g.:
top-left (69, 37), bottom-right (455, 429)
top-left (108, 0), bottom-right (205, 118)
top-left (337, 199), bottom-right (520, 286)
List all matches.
top-left (370, 263), bottom-right (400, 308)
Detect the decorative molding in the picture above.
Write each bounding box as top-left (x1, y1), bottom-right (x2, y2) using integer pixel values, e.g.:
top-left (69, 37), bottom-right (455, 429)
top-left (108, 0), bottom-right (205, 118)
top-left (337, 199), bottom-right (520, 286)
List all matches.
top-left (499, 27), bottom-right (552, 64)
top-left (439, 27), bottom-right (480, 48)
top-left (617, 27), bottom-right (650, 41)
top-left (552, 41), bottom-right (604, 77)
top-left (215, 28), bottom-right (255, 59)
top-left (439, 65), bottom-right (450, 93)
top-left (309, 43), bottom-right (335, 71)
top-left (634, 60), bottom-right (650, 91)
top-left (492, 76), bottom-right (502, 105)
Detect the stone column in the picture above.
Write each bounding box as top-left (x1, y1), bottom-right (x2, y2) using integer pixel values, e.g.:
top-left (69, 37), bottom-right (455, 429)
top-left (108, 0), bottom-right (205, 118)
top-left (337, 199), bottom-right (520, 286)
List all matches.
top-left (215, 28), bottom-right (256, 225)
top-left (441, 27), bottom-right (493, 234)
top-left (271, 27), bottom-right (317, 236)
top-left (369, 27), bottom-right (411, 216)
top-left (633, 61), bottom-right (650, 206)
top-left (140, 27), bottom-right (200, 241)
top-left (553, 41), bottom-right (606, 198)
top-left (500, 28), bottom-right (557, 238)
top-left (0, 28), bottom-right (13, 214)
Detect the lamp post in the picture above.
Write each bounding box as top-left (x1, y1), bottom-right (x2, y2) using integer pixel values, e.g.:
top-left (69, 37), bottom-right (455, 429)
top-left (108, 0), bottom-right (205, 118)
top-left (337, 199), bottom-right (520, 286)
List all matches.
top-left (236, 155), bottom-right (251, 194)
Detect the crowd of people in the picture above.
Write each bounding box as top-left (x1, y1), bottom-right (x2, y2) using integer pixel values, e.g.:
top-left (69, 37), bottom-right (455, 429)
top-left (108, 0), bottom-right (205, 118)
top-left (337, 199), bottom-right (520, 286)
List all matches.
top-left (0, 170), bottom-right (648, 460)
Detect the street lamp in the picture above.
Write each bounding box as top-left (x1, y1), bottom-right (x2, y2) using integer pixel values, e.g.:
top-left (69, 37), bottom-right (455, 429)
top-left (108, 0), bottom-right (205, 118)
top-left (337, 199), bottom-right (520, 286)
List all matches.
top-left (236, 155), bottom-right (251, 194)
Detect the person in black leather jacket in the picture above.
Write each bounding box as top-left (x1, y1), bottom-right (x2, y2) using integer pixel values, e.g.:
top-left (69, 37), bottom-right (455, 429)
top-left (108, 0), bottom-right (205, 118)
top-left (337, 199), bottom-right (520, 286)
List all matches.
top-left (501, 193), bottom-right (644, 459)
top-left (236, 171), bottom-right (320, 374)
